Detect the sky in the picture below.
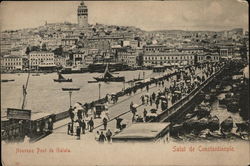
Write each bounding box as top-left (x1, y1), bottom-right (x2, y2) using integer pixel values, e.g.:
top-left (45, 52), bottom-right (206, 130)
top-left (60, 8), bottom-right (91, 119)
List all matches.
top-left (0, 0), bottom-right (248, 31)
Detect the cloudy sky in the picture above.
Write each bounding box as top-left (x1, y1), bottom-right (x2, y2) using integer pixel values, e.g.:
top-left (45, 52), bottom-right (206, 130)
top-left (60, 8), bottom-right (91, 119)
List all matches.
top-left (0, 0), bottom-right (248, 31)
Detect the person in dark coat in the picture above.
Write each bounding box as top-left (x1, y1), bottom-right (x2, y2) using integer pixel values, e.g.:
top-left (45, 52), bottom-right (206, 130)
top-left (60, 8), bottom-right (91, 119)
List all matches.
top-left (88, 118), bottom-right (94, 132)
top-left (77, 109), bottom-right (83, 120)
top-left (149, 96), bottom-right (152, 106)
top-left (115, 117), bottom-right (123, 130)
top-left (81, 119), bottom-right (86, 134)
top-left (76, 126), bottom-right (81, 140)
top-left (67, 122), bottom-right (71, 135)
top-left (103, 117), bottom-right (108, 130)
top-left (146, 85), bottom-right (149, 92)
top-left (152, 92), bottom-right (156, 102)
top-left (155, 98), bottom-right (159, 109)
top-left (99, 131), bottom-right (106, 143)
top-left (143, 109), bottom-right (147, 122)
top-left (141, 95), bottom-right (145, 105)
top-left (70, 122), bottom-right (74, 135)
top-left (130, 102), bottom-right (134, 110)
top-left (106, 129), bottom-right (113, 143)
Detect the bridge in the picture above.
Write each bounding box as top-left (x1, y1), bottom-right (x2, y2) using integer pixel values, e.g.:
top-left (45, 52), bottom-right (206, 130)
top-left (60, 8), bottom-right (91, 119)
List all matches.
top-left (150, 64), bottom-right (225, 123)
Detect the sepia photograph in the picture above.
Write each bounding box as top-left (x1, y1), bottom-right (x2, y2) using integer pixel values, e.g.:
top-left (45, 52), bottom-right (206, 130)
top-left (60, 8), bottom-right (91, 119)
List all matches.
top-left (1, 0), bottom-right (249, 166)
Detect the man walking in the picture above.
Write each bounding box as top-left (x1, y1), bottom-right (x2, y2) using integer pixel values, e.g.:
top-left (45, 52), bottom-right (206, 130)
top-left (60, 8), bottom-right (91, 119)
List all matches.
top-left (106, 129), bottom-right (113, 143)
top-left (99, 131), bottom-right (106, 143)
top-left (88, 117), bottom-right (94, 132)
top-left (81, 119), bottom-right (86, 134)
top-left (103, 117), bottom-right (108, 130)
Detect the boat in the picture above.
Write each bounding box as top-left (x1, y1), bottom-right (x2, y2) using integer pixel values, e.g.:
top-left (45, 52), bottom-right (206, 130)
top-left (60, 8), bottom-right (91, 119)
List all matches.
top-left (1, 79), bottom-right (15, 82)
top-left (93, 64), bottom-right (125, 82)
top-left (62, 87), bottom-right (80, 91)
top-left (236, 121), bottom-right (250, 133)
top-left (126, 72), bottom-right (143, 83)
top-left (220, 116), bottom-right (234, 132)
top-left (208, 115), bottom-right (220, 131)
top-left (226, 101), bottom-right (239, 113)
top-left (193, 102), bottom-right (211, 119)
top-left (54, 72), bottom-right (72, 82)
top-left (88, 62), bottom-right (129, 73)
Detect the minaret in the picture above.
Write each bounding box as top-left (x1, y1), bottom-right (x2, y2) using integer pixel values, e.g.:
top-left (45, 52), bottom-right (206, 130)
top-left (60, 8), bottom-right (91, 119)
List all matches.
top-left (77, 0), bottom-right (88, 28)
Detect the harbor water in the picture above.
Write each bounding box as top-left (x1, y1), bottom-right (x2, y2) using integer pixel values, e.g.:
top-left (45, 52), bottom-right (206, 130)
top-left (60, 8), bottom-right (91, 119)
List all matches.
top-left (1, 70), bottom-right (156, 116)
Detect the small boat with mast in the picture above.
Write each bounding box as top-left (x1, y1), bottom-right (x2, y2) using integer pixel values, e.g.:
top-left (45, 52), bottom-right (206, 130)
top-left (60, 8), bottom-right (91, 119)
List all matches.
top-left (93, 64), bottom-right (125, 82)
top-left (126, 72), bottom-right (144, 83)
top-left (54, 72), bottom-right (72, 82)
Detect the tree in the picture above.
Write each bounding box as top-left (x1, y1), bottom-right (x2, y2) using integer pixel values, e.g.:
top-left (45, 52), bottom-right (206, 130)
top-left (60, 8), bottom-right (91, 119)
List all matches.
top-left (25, 47), bottom-right (30, 55)
top-left (136, 52), bottom-right (144, 66)
top-left (53, 45), bottom-right (63, 56)
top-left (41, 43), bottom-right (47, 51)
top-left (30, 46), bottom-right (40, 51)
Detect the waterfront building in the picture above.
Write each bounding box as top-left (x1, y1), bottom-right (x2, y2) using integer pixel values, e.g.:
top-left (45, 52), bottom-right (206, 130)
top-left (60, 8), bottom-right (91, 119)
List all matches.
top-left (84, 54), bottom-right (94, 65)
top-left (143, 45), bottom-right (195, 66)
top-left (54, 56), bottom-right (67, 67)
top-left (219, 46), bottom-right (234, 58)
top-left (77, 1), bottom-right (88, 29)
top-left (177, 47), bottom-right (204, 54)
top-left (196, 53), bottom-right (220, 64)
top-left (2, 55), bottom-right (23, 71)
top-left (29, 51), bottom-right (56, 70)
top-left (72, 50), bottom-right (87, 67)
top-left (117, 47), bottom-right (139, 67)
top-left (143, 51), bottom-right (195, 67)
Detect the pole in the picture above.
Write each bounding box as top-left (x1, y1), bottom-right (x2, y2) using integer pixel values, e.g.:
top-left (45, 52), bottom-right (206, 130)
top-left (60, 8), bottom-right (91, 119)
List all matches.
top-left (98, 83), bottom-right (101, 100)
top-left (123, 81), bottom-right (125, 90)
top-left (69, 91), bottom-right (72, 108)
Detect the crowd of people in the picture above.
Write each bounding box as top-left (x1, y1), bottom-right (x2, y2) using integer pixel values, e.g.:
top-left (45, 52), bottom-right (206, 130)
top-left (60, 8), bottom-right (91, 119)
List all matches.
top-left (65, 62), bottom-right (222, 142)
top-left (131, 63), bottom-right (222, 123)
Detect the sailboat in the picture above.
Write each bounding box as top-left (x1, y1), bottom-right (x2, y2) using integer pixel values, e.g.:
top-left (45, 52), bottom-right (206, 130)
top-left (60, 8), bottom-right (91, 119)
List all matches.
top-left (54, 72), bottom-right (72, 82)
top-left (93, 64), bottom-right (125, 82)
top-left (126, 72), bottom-right (143, 83)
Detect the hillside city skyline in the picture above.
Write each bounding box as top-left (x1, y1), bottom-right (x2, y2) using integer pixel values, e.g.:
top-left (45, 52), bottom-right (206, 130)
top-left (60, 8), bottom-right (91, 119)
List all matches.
top-left (0, 0), bottom-right (248, 32)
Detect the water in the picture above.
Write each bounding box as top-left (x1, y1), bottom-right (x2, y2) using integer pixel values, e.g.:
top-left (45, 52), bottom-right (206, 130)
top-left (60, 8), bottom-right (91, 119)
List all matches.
top-left (1, 70), bottom-right (156, 116)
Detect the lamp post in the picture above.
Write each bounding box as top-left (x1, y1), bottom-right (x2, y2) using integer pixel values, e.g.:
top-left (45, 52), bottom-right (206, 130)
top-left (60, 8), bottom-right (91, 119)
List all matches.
top-left (69, 91), bottom-right (72, 107)
top-left (123, 80), bottom-right (125, 91)
top-left (98, 83), bottom-right (101, 99)
top-left (62, 88), bottom-right (80, 109)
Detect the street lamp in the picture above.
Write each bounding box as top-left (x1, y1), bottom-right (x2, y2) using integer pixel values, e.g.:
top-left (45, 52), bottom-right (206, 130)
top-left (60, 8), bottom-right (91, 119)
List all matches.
top-left (123, 80), bottom-right (125, 91)
top-left (62, 87), bottom-right (80, 108)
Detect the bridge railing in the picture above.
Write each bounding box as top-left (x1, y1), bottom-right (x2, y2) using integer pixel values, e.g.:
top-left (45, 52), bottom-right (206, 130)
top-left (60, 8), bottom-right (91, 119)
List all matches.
top-left (152, 65), bottom-right (225, 122)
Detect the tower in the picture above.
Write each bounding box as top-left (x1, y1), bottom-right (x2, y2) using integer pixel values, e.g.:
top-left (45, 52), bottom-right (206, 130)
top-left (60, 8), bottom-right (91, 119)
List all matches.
top-left (77, 1), bottom-right (88, 28)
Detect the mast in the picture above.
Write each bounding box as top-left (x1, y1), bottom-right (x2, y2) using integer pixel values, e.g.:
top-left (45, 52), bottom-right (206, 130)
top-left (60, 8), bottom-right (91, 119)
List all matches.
top-left (58, 72), bottom-right (65, 80)
top-left (103, 63), bottom-right (113, 78)
top-left (21, 58), bottom-right (32, 110)
top-left (21, 71), bottom-right (30, 110)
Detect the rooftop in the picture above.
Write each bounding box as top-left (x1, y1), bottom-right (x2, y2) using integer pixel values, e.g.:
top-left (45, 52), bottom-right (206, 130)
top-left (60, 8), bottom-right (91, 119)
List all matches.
top-left (112, 122), bottom-right (170, 141)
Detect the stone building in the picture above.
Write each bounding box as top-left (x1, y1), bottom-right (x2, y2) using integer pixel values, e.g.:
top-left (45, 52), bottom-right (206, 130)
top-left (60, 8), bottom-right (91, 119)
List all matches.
top-left (77, 1), bottom-right (88, 29)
